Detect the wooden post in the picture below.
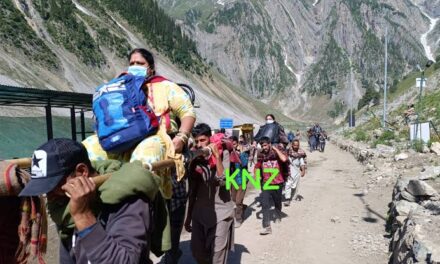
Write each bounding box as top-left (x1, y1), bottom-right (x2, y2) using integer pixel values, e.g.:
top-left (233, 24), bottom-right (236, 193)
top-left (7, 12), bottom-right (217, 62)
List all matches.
top-left (70, 106), bottom-right (77, 141)
top-left (45, 101), bottom-right (53, 140)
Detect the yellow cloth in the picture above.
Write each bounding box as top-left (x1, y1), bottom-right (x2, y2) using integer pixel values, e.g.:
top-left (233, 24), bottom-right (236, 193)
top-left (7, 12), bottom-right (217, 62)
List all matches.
top-left (147, 79), bottom-right (191, 181)
top-left (147, 79), bottom-right (196, 134)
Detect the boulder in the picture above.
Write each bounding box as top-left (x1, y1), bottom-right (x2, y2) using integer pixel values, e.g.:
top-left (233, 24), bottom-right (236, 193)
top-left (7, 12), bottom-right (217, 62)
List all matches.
top-left (390, 215), bottom-right (440, 264)
top-left (419, 166), bottom-right (440, 180)
top-left (423, 201), bottom-right (440, 215)
top-left (400, 190), bottom-right (417, 202)
top-left (394, 200), bottom-right (422, 216)
top-left (423, 145), bottom-right (430, 153)
top-left (406, 180), bottom-right (438, 197)
top-left (365, 163), bottom-right (375, 172)
top-left (357, 149), bottom-right (375, 163)
top-left (430, 142), bottom-right (440, 156)
top-left (394, 153), bottom-right (409, 161)
top-left (413, 238), bottom-right (432, 263)
top-left (373, 129), bottom-right (383, 139)
top-left (393, 179), bottom-right (411, 199)
top-left (376, 144), bottom-right (396, 158)
top-left (330, 216), bottom-right (341, 223)
top-left (408, 149), bottom-right (417, 155)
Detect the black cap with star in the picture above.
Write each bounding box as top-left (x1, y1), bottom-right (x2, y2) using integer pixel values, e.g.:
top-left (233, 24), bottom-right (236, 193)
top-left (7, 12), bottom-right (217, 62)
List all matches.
top-left (19, 138), bottom-right (90, 196)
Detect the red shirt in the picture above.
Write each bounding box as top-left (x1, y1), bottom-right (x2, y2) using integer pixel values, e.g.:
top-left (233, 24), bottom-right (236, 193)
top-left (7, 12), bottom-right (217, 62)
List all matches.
top-left (255, 149), bottom-right (285, 185)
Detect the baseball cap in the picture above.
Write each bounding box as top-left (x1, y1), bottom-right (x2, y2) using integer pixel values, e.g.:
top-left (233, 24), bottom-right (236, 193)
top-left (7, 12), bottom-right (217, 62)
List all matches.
top-left (19, 138), bottom-right (90, 196)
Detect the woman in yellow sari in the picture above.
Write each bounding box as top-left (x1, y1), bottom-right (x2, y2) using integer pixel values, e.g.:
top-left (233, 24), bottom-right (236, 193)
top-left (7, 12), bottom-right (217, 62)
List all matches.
top-left (82, 48), bottom-right (196, 198)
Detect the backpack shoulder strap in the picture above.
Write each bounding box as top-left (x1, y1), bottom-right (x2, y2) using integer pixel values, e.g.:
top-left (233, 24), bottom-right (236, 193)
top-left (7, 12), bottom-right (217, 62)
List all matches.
top-left (146, 76), bottom-right (173, 131)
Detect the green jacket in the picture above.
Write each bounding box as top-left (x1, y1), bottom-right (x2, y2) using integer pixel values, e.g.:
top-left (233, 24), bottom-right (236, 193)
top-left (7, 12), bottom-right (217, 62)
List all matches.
top-left (47, 160), bottom-right (171, 257)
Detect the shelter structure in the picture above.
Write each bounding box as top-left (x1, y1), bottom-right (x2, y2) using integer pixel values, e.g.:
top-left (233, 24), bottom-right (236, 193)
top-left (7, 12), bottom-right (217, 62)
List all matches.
top-left (0, 85), bottom-right (93, 140)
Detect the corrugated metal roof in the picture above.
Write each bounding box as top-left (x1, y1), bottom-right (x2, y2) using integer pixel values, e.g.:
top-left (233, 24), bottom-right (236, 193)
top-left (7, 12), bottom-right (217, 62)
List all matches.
top-left (0, 85), bottom-right (92, 109)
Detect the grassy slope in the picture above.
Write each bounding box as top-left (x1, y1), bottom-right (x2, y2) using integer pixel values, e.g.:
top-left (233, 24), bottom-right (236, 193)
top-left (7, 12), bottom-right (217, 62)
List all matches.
top-left (167, 0), bottom-right (216, 22)
top-left (344, 61), bottom-right (440, 145)
top-left (389, 65), bottom-right (439, 101)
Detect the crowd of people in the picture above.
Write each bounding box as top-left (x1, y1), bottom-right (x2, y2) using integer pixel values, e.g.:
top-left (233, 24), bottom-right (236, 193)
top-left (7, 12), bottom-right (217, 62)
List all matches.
top-left (307, 123), bottom-right (328, 153)
top-left (8, 48), bottom-right (325, 264)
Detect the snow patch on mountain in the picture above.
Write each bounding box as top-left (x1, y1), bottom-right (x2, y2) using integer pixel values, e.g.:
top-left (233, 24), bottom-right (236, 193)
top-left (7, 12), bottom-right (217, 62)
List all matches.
top-left (411, 0), bottom-right (439, 61)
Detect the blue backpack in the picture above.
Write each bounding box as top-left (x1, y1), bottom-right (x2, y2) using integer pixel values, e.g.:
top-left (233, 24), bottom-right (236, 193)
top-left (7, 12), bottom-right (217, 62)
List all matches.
top-left (240, 151), bottom-right (249, 167)
top-left (288, 132), bottom-right (295, 142)
top-left (93, 74), bottom-right (159, 153)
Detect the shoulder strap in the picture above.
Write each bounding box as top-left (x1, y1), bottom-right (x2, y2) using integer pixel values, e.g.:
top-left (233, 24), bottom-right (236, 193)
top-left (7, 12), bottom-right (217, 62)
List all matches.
top-left (147, 75), bottom-right (168, 83)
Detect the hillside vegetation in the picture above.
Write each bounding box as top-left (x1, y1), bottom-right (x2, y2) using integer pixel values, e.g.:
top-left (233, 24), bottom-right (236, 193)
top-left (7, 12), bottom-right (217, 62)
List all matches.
top-left (0, 0), bottom-right (60, 69)
top-left (157, 0), bottom-right (434, 121)
top-left (343, 59), bottom-right (440, 149)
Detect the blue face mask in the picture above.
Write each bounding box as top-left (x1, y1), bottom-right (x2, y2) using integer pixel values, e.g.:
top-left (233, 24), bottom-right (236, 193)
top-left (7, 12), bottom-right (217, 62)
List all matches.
top-left (128, 65), bottom-right (148, 77)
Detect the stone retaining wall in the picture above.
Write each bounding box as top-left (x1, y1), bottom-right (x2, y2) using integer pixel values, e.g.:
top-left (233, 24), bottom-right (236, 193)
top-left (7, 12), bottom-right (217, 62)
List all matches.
top-left (332, 138), bottom-right (440, 263)
top-left (389, 173), bottom-right (440, 264)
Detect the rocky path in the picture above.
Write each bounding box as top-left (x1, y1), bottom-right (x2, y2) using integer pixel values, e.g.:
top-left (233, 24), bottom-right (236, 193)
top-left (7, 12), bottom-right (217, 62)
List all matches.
top-left (43, 139), bottom-right (440, 264)
top-left (44, 140), bottom-right (393, 264)
top-left (170, 142), bottom-right (391, 264)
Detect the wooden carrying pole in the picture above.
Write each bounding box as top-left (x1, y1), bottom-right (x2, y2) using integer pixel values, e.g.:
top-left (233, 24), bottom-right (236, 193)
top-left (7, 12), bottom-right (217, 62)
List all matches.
top-left (91, 159), bottom-right (177, 187)
top-left (5, 147), bottom-right (212, 187)
top-left (8, 158), bottom-right (32, 169)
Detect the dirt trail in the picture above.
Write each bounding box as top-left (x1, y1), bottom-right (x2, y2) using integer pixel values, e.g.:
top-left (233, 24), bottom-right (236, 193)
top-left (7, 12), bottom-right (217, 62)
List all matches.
top-left (44, 141), bottom-right (391, 263)
top-left (170, 142), bottom-right (391, 263)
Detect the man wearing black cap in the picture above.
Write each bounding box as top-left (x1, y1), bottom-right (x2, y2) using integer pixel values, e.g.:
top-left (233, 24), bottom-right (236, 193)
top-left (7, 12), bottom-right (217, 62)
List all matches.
top-left (20, 138), bottom-right (158, 264)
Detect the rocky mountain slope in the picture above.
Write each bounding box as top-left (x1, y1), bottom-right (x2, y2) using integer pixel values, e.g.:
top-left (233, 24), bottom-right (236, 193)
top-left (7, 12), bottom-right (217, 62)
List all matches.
top-left (0, 0), bottom-right (291, 127)
top-left (157, 0), bottom-right (440, 120)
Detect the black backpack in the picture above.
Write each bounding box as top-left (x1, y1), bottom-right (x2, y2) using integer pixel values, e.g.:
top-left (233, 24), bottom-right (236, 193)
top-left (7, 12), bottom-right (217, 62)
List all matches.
top-left (174, 83), bottom-right (196, 129)
top-left (255, 123), bottom-right (281, 143)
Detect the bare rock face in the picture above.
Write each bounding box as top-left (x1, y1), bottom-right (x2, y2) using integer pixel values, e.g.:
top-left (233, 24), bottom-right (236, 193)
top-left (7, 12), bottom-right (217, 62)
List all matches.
top-left (158, 0), bottom-right (434, 119)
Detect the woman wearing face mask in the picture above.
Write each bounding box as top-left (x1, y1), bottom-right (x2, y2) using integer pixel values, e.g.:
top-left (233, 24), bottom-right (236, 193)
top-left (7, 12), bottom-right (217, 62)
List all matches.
top-left (254, 114), bottom-right (288, 145)
top-left (83, 48), bottom-right (196, 197)
top-left (126, 48), bottom-right (196, 153)
top-left (83, 48), bottom-right (196, 262)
